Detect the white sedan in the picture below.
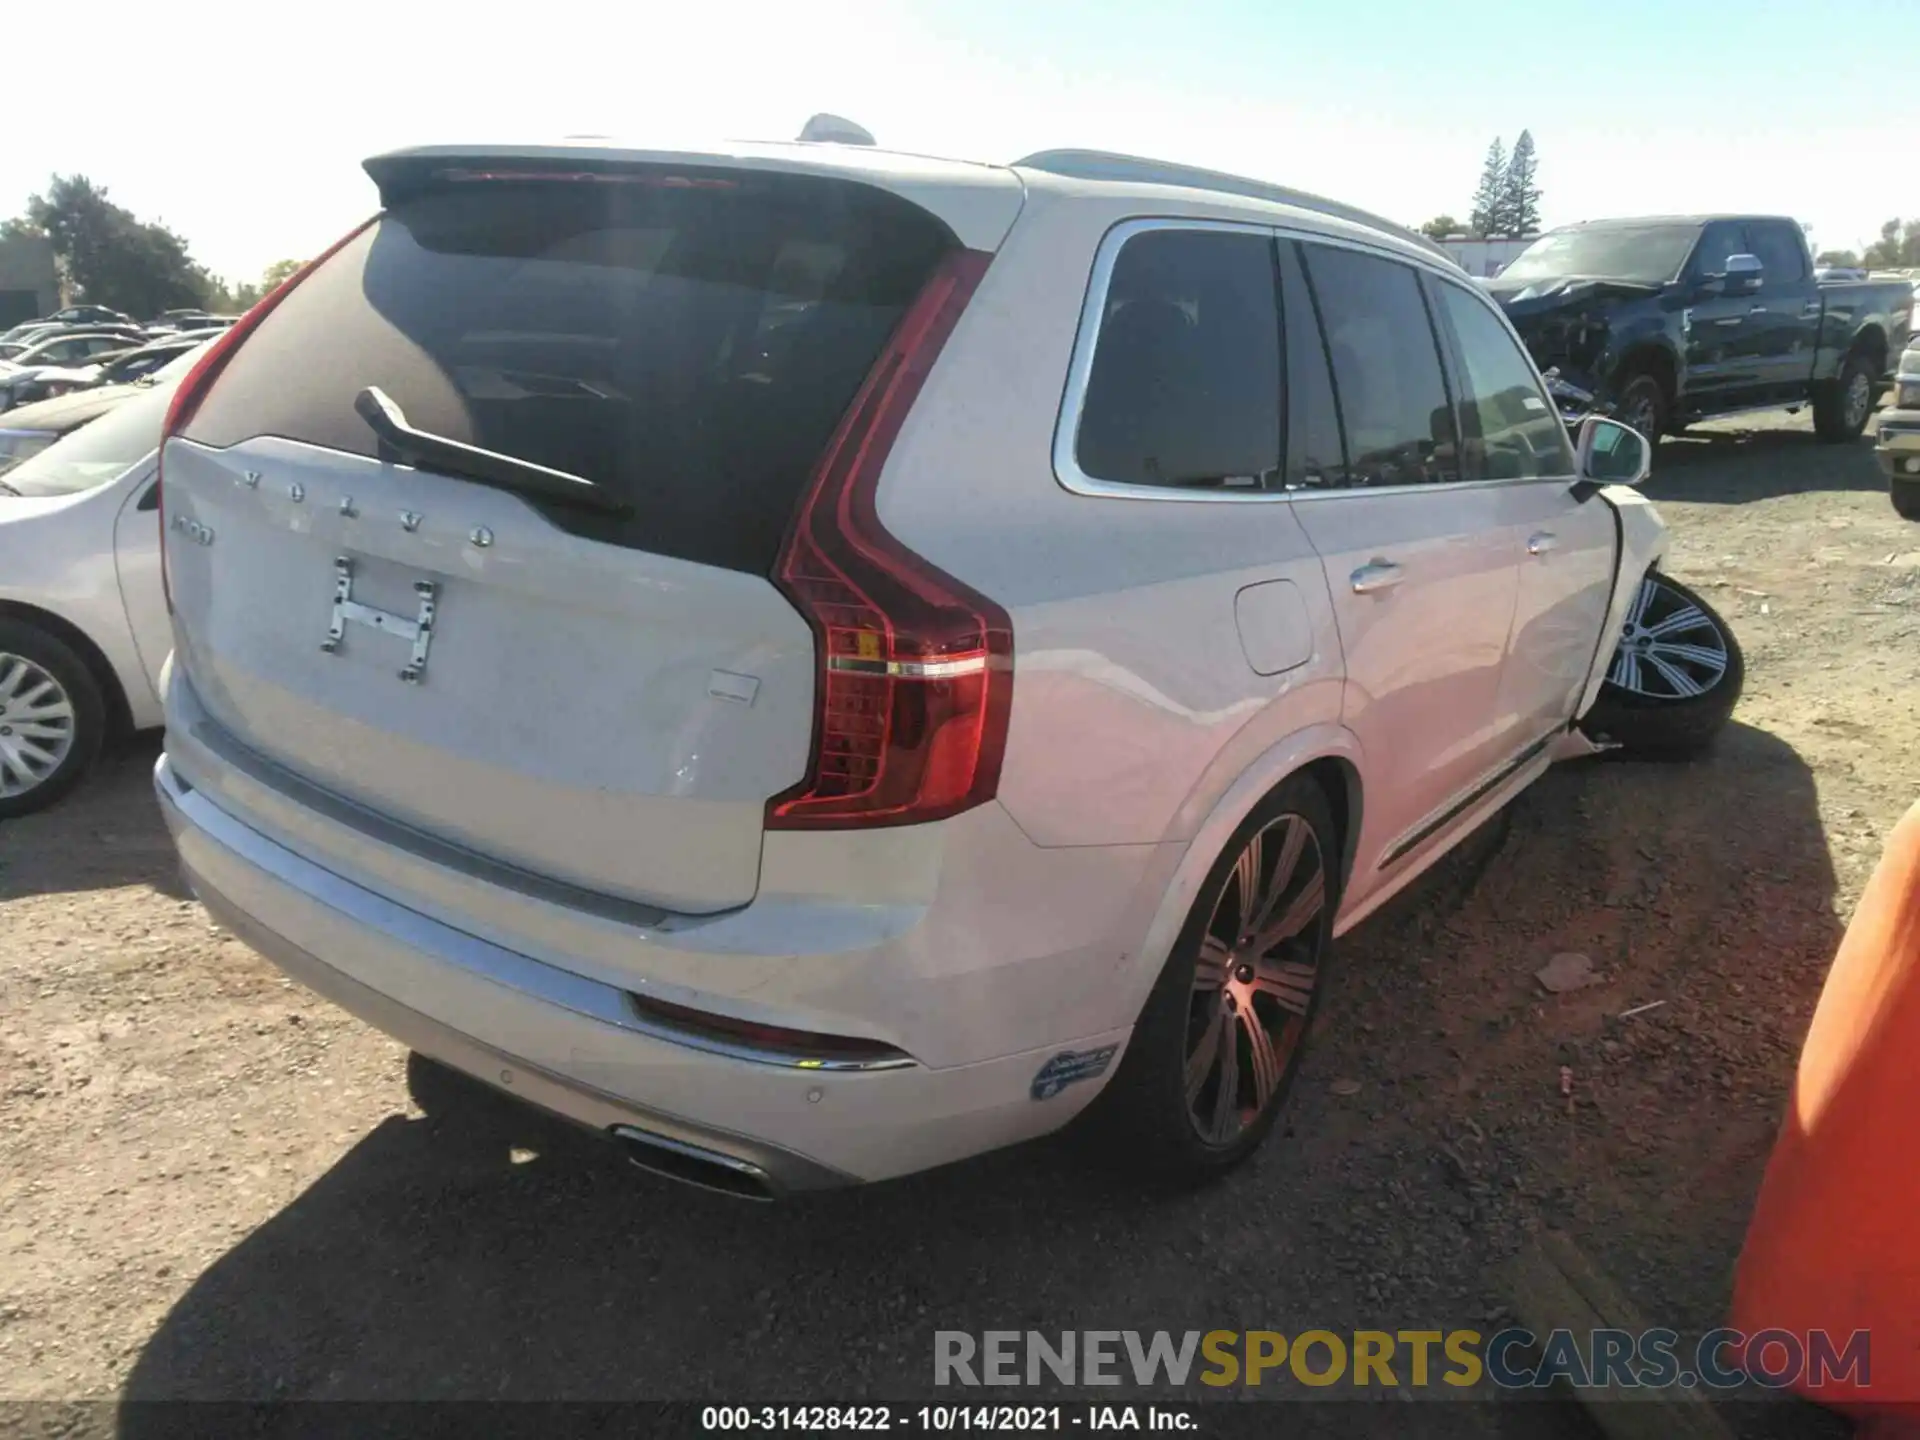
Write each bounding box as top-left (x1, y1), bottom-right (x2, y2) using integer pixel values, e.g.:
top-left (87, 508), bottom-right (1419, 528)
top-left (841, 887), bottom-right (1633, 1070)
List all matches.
top-left (0, 368), bottom-right (183, 816)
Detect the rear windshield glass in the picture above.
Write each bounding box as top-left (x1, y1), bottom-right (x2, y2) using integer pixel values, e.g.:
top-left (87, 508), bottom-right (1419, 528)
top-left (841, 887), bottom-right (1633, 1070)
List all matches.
top-left (182, 172), bottom-right (958, 573)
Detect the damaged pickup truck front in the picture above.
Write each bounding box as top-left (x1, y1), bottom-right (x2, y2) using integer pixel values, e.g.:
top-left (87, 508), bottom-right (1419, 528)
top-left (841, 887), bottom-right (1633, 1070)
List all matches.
top-left (1487, 214), bottom-right (1913, 447)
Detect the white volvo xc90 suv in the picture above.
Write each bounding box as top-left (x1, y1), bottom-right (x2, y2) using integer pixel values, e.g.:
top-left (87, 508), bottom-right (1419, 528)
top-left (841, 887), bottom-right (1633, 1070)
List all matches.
top-left (152, 140), bottom-right (1743, 1195)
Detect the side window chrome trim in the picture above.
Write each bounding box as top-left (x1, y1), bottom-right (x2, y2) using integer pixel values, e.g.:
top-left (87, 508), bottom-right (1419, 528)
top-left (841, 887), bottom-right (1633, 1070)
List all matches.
top-left (1282, 472), bottom-right (1570, 503)
top-left (1053, 217), bottom-right (1291, 504)
top-left (1051, 216), bottom-right (1576, 504)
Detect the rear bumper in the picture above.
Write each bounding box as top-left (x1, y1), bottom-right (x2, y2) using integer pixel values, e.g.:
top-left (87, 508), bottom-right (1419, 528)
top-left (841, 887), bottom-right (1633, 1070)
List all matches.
top-left (154, 752), bottom-right (1134, 1187)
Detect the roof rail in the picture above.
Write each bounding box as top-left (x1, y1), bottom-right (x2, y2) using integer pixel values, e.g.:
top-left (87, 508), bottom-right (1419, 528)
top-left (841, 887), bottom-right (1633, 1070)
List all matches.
top-left (1011, 149), bottom-right (1457, 266)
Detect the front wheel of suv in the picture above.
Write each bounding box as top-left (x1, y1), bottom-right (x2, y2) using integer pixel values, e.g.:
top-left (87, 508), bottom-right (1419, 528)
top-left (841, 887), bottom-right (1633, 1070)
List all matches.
top-left (1079, 774), bottom-right (1339, 1185)
top-left (1892, 478), bottom-right (1920, 521)
top-left (1581, 572), bottom-right (1745, 759)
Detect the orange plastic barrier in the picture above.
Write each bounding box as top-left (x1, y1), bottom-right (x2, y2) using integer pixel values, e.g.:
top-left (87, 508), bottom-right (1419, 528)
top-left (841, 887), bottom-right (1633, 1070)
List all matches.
top-left (1730, 797), bottom-right (1920, 1433)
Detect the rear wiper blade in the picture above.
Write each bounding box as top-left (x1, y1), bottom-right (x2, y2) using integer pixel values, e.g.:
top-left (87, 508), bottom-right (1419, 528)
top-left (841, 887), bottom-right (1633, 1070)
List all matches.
top-left (353, 386), bottom-right (631, 517)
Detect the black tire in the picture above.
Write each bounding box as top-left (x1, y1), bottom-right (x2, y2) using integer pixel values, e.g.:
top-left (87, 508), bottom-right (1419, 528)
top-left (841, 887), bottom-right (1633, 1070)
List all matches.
top-left (1581, 572), bottom-right (1745, 760)
top-left (1078, 773), bottom-right (1340, 1185)
top-left (1613, 369), bottom-right (1669, 449)
top-left (1814, 350), bottom-right (1878, 442)
top-left (1892, 478), bottom-right (1920, 521)
top-left (0, 620), bottom-right (106, 820)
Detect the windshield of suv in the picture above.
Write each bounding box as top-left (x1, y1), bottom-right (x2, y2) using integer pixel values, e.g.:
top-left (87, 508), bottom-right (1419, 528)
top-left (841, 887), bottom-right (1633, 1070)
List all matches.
top-left (1500, 225), bottom-right (1702, 285)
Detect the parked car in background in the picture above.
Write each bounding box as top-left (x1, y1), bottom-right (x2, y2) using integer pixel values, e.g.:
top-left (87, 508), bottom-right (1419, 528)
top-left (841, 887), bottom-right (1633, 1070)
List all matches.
top-left (1489, 215), bottom-right (1914, 446)
top-left (148, 311), bottom-right (237, 332)
top-left (0, 321), bottom-right (61, 346)
top-left (153, 140), bottom-right (1742, 1194)
top-left (1879, 339), bottom-right (1920, 519)
top-left (0, 333), bottom-right (208, 410)
top-left (0, 354), bottom-right (194, 814)
top-left (0, 350), bottom-right (206, 477)
top-left (40, 304), bottom-right (134, 328)
top-left (0, 328), bottom-right (145, 369)
top-left (148, 308), bottom-right (209, 328)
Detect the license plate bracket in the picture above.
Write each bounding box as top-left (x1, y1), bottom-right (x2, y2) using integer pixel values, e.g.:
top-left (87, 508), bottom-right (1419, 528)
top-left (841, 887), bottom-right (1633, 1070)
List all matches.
top-left (321, 555), bottom-right (437, 684)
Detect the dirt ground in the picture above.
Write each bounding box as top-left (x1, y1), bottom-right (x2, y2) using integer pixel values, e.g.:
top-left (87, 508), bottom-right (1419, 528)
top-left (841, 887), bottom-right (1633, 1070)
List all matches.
top-left (2, 406), bottom-right (1915, 1432)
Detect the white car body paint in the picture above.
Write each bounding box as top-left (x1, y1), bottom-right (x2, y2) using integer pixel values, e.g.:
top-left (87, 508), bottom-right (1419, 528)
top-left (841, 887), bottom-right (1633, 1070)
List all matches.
top-left (153, 140), bottom-right (1686, 1188)
top-left (0, 457), bottom-right (168, 731)
top-left (1573, 486), bottom-right (1672, 720)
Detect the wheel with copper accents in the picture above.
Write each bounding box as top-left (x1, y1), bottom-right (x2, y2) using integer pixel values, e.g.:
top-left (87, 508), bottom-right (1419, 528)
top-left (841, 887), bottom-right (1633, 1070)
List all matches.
top-left (1081, 772), bottom-right (1339, 1182)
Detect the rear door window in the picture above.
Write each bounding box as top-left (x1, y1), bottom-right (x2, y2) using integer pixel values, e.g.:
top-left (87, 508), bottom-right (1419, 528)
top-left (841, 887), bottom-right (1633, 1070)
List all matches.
top-left (1298, 242), bottom-right (1460, 487)
top-left (1073, 227), bottom-right (1282, 490)
top-left (182, 172), bottom-right (958, 574)
top-left (1746, 221), bottom-right (1808, 287)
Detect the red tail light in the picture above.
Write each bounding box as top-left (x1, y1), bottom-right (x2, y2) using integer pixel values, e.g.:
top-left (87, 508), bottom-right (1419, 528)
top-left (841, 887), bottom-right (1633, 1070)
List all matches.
top-left (767, 247), bottom-right (1012, 830)
top-left (156, 217), bottom-right (377, 612)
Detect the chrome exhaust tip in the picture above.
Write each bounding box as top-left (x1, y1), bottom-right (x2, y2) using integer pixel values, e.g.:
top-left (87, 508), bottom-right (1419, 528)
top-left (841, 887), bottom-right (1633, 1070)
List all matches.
top-left (610, 1125), bottom-right (777, 1202)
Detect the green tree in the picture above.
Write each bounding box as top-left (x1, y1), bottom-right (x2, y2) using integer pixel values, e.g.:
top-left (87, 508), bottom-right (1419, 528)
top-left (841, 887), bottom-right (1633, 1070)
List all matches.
top-left (1862, 219), bottom-right (1920, 269)
top-left (1420, 214), bottom-right (1462, 240)
top-left (1816, 249), bottom-right (1861, 268)
top-left (1468, 138), bottom-right (1507, 237)
top-left (21, 174), bottom-right (209, 317)
top-left (1501, 130), bottom-right (1542, 236)
top-left (260, 257), bottom-right (303, 291)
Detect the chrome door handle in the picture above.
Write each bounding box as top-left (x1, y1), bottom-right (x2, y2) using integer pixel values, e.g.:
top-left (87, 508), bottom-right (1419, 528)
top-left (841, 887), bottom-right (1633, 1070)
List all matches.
top-left (1713, 317), bottom-right (1744, 327)
top-left (1527, 531), bottom-right (1558, 556)
top-left (1350, 561), bottom-right (1403, 595)
top-left (1748, 305), bottom-right (1769, 315)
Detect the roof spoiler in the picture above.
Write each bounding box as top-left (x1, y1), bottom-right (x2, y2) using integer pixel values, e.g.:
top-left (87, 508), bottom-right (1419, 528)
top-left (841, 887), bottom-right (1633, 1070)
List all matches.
top-left (1012, 149), bottom-right (1459, 267)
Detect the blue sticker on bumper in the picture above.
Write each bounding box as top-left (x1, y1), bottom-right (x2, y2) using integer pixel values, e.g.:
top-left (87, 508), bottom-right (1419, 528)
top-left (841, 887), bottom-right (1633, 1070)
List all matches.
top-left (1030, 1045), bottom-right (1119, 1101)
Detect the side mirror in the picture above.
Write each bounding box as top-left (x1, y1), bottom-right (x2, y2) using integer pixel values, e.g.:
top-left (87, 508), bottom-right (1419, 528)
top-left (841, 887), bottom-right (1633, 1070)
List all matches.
top-left (1576, 416), bottom-right (1651, 487)
top-left (1696, 253), bottom-right (1765, 297)
top-left (1724, 253), bottom-right (1764, 293)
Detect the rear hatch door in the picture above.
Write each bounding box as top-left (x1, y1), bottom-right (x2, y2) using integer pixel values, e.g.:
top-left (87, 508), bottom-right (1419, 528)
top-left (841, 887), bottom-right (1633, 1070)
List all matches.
top-left (163, 157), bottom-right (990, 912)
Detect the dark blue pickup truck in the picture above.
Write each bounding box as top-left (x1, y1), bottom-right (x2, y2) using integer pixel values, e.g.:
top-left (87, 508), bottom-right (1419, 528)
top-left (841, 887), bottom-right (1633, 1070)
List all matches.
top-left (1487, 214), bottom-right (1914, 445)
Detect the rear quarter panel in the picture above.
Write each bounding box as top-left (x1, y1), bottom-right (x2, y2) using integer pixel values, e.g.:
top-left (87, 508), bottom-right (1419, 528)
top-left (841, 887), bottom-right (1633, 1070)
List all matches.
top-left (1813, 280), bottom-right (1913, 380)
top-left (874, 188), bottom-right (1347, 852)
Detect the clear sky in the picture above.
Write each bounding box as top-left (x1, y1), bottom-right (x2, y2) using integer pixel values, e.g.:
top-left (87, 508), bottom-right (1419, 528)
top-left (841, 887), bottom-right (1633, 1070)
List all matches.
top-left (6, 0), bottom-right (1907, 284)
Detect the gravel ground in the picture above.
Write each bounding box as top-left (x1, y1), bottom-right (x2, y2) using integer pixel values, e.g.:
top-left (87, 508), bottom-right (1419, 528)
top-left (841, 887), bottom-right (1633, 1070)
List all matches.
top-left (1, 408), bottom-right (1914, 1434)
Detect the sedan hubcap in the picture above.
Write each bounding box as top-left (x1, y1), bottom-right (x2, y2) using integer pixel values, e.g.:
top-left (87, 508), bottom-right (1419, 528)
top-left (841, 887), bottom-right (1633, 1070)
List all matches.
top-left (1609, 577), bottom-right (1729, 700)
top-left (0, 653), bottom-right (76, 800)
top-left (1185, 812), bottom-right (1327, 1145)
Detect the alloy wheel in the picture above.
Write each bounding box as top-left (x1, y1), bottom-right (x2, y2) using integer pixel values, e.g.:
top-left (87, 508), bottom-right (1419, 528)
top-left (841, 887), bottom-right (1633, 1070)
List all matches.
top-left (1608, 575), bottom-right (1731, 700)
top-left (1844, 370), bottom-right (1872, 431)
top-left (1185, 812), bottom-right (1327, 1145)
top-left (0, 652), bottom-right (78, 800)
top-left (1619, 389), bottom-right (1659, 440)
